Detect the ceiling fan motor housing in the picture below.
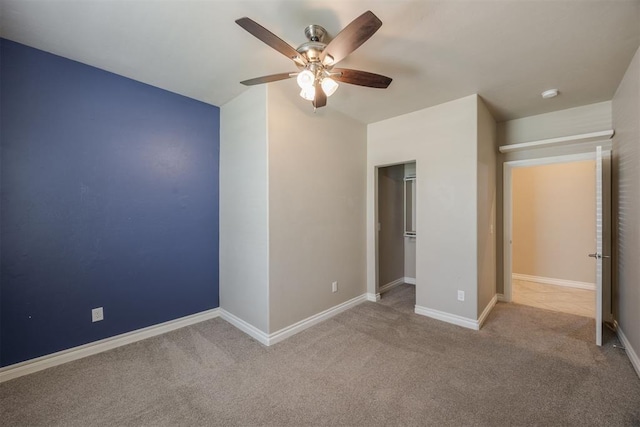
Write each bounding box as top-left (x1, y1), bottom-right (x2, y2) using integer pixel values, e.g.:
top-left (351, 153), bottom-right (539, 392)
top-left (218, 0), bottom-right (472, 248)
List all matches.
top-left (304, 24), bottom-right (327, 42)
top-left (296, 42), bottom-right (326, 64)
top-left (296, 25), bottom-right (329, 65)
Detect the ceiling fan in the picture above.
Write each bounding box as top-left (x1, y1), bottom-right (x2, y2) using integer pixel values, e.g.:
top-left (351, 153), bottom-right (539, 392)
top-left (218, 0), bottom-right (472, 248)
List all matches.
top-left (235, 10), bottom-right (392, 110)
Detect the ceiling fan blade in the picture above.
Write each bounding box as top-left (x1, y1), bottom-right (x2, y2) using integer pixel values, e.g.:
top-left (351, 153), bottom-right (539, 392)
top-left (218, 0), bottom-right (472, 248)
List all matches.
top-left (332, 68), bottom-right (392, 89)
top-left (240, 73), bottom-right (294, 86)
top-left (236, 17), bottom-right (307, 65)
top-left (313, 80), bottom-right (327, 108)
top-left (320, 11), bottom-right (382, 65)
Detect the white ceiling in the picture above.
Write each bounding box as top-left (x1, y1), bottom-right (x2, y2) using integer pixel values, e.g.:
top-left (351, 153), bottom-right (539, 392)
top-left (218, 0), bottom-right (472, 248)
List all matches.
top-left (1, 0), bottom-right (639, 124)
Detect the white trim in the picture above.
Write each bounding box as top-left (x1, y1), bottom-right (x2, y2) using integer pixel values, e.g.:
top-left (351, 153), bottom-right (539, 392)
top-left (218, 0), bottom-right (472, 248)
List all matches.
top-left (477, 295), bottom-right (498, 328)
top-left (0, 308), bottom-right (221, 383)
top-left (367, 292), bottom-right (381, 302)
top-left (617, 325), bottom-right (640, 379)
top-left (268, 294), bottom-right (367, 346)
top-left (378, 277), bottom-right (416, 292)
top-left (414, 305), bottom-right (479, 330)
top-left (415, 295), bottom-right (498, 331)
top-left (497, 293), bottom-right (508, 302)
top-left (503, 160), bottom-right (513, 303)
top-left (498, 130), bottom-right (614, 153)
top-left (379, 277), bottom-right (405, 293)
top-left (512, 273), bottom-right (595, 291)
top-left (222, 294), bottom-right (368, 346)
top-left (219, 309), bottom-right (270, 346)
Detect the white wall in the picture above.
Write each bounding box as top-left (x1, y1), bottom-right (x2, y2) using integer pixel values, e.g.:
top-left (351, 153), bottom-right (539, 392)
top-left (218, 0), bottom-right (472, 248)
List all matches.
top-left (612, 45), bottom-right (640, 369)
top-left (220, 86), bottom-right (270, 333)
top-left (220, 84), bottom-right (367, 336)
top-left (267, 84), bottom-right (367, 332)
top-left (512, 161), bottom-right (596, 284)
top-left (477, 97), bottom-right (497, 314)
top-left (368, 95), bottom-right (480, 320)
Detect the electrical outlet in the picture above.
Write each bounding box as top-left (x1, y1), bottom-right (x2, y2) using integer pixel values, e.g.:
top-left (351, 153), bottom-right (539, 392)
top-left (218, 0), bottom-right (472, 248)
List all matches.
top-left (92, 307), bottom-right (104, 322)
top-left (457, 290), bottom-right (465, 302)
top-left (332, 281), bottom-right (338, 293)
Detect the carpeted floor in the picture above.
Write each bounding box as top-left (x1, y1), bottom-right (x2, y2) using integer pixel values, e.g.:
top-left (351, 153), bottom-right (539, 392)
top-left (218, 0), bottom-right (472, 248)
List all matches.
top-left (2, 284), bottom-right (639, 426)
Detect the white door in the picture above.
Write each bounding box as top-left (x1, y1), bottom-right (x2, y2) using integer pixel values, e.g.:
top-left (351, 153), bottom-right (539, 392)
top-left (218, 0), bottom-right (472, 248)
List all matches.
top-left (591, 146), bottom-right (612, 346)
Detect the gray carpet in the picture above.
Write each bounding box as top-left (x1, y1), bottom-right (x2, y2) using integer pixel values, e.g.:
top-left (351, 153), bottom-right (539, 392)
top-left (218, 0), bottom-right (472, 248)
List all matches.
top-left (2, 284), bottom-right (639, 426)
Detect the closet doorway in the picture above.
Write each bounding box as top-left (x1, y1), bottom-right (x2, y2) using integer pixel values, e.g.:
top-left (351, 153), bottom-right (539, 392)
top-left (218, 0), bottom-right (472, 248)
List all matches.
top-left (503, 149), bottom-right (612, 345)
top-left (376, 162), bottom-right (416, 311)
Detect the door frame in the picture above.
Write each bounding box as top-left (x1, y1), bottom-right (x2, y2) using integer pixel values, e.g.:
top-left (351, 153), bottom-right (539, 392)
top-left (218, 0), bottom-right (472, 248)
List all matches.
top-left (502, 151), bottom-right (603, 304)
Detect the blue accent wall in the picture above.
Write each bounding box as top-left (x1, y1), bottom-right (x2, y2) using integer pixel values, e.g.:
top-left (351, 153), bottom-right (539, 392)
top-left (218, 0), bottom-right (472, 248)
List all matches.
top-left (0, 39), bottom-right (220, 366)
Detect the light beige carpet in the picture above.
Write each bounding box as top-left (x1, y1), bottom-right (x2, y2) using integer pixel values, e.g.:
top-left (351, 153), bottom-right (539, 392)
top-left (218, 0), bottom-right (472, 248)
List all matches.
top-left (2, 284), bottom-right (639, 426)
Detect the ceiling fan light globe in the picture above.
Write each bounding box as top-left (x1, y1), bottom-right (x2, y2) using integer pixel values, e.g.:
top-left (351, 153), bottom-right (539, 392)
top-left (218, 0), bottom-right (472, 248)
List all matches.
top-left (300, 87), bottom-right (316, 101)
top-left (321, 78), bottom-right (339, 97)
top-left (296, 70), bottom-right (315, 89)
top-left (322, 54), bottom-right (334, 66)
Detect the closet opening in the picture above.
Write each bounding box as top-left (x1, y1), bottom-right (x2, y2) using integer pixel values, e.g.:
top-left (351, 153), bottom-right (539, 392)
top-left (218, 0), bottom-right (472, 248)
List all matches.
top-left (375, 161), bottom-right (416, 311)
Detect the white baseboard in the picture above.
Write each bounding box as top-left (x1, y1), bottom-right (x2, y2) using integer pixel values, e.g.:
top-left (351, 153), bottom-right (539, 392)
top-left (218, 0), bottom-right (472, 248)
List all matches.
top-left (1, 293), bottom-right (371, 383)
top-left (477, 295), bottom-right (498, 329)
top-left (414, 305), bottom-right (479, 330)
top-left (512, 273), bottom-right (595, 291)
top-left (414, 295), bottom-right (497, 331)
top-left (367, 292), bottom-right (381, 302)
top-left (378, 277), bottom-right (415, 295)
top-left (221, 294), bottom-right (368, 347)
top-left (0, 308), bottom-right (221, 383)
top-left (379, 277), bottom-right (404, 293)
top-left (497, 293), bottom-right (508, 302)
top-left (617, 325), bottom-right (640, 379)
top-left (219, 309), bottom-right (269, 345)
top-left (267, 294), bottom-right (367, 346)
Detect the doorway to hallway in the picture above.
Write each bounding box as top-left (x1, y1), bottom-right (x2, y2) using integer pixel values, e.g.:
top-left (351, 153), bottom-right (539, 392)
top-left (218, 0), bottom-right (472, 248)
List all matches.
top-left (503, 150), bottom-right (612, 345)
top-left (511, 160), bottom-right (596, 318)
